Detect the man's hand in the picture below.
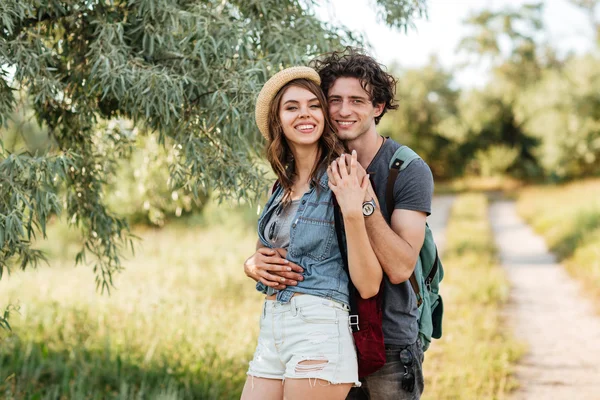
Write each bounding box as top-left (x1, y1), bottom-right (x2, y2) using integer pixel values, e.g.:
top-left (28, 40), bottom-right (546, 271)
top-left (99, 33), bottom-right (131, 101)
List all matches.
top-left (243, 247), bottom-right (304, 290)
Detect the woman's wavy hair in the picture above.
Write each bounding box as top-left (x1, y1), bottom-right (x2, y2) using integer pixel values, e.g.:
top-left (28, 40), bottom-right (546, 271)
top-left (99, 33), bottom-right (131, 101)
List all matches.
top-left (310, 47), bottom-right (398, 125)
top-left (266, 78), bottom-right (344, 203)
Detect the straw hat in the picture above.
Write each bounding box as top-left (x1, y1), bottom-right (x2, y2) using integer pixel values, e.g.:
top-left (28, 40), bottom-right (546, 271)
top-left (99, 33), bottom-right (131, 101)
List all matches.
top-left (255, 66), bottom-right (321, 141)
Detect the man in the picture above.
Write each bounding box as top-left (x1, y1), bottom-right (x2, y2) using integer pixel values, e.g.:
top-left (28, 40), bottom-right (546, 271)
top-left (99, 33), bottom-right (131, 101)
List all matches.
top-left (244, 48), bottom-right (433, 400)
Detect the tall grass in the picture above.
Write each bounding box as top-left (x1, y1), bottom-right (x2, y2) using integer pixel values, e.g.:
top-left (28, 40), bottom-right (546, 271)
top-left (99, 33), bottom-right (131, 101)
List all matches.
top-left (1, 194), bottom-right (525, 399)
top-left (0, 202), bottom-right (263, 399)
top-left (517, 178), bottom-right (600, 308)
top-left (423, 193), bottom-right (523, 400)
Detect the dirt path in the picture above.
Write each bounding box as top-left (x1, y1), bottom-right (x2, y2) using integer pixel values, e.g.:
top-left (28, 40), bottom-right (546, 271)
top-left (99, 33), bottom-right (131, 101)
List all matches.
top-left (490, 200), bottom-right (600, 400)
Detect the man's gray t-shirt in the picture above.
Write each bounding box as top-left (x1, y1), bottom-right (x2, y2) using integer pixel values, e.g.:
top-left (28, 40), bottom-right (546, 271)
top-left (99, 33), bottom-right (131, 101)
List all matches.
top-left (367, 137), bottom-right (433, 346)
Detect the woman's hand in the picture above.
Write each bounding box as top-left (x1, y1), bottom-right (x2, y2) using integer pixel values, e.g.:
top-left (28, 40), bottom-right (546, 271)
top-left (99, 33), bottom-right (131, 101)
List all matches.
top-left (328, 152), bottom-right (379, 206)
top-left (327, 150), bottom-right (370, 218)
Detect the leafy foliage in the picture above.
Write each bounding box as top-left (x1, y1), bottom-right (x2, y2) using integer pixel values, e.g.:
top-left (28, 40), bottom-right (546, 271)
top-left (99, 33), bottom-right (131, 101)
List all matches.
top-left (474, 145), bottom-right (519, 177)
top-left (105, 126), bottom-right (210, 227)
top-left (0, 0), bottom-right (426, 287)
top-left (568, 0), bottom-right (600, 45)
top-left (517, 55), bottom-right (600, 179)
top-left (382, 1), bottom-right (599, 182)
top-left (380, 59), bottom-right (462, 179)
top-left (372, 0), bottom-right (427, 31)
top-left (0, 304), bottom-right (17, 332)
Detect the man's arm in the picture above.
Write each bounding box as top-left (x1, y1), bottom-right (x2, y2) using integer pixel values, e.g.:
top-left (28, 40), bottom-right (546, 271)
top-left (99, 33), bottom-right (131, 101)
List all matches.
top-left (364, 207), bottom-right (426, 284)
top-left (244, 181), bottom-right (305, 289)
top-left (333, 158), bottom-right (429, 284)
top-left (243, 242), bottom-right (304, 289)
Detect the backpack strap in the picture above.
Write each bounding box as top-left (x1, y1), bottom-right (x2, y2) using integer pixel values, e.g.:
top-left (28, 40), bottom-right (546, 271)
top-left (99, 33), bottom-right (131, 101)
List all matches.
top-left (332, 196), bottom-right (360, 332)
top-left (426, 248), bottom-right (440, 290)
top-left (409, 274), bottom-right (423, 307)
top-left (385, 145), bottom-right (421, 214)
top-left (385, 145), bottom-right (424, 307)
top-left (385, 158), bottom-right (402, 216)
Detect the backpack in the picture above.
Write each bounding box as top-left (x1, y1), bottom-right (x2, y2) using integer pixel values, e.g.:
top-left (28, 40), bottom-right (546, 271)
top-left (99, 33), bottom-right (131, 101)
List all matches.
top-left (385, 145), bottom-right (444, 352)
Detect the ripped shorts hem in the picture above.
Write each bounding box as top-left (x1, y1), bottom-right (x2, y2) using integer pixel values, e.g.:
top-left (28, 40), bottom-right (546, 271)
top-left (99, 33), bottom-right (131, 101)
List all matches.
top-left (284, 375), bottom-right (361, 387)
top-left (246, 371), bottom-right (284, 381)
top-left (246, 372), bottom-right (361, 387)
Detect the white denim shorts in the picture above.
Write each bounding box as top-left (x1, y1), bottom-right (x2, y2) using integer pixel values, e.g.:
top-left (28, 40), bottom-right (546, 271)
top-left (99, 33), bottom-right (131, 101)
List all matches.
top-left (247, 294), bottom-right (360, 386)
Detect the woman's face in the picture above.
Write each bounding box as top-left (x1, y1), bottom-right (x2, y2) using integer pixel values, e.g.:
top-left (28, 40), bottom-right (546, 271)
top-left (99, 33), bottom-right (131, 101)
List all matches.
top-left (278, 85), bottom-right (325, 147)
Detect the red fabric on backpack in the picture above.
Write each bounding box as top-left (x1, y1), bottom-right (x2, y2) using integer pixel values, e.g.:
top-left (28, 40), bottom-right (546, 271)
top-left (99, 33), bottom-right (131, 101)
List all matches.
top-left (353, 286), bottom-right (386, 378)
top-left (332, 195), bottom-right (386, 378)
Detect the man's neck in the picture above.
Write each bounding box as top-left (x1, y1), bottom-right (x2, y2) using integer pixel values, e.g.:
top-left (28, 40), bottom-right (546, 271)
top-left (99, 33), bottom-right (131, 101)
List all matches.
top-left (345, 130), bottom-right (383, 168)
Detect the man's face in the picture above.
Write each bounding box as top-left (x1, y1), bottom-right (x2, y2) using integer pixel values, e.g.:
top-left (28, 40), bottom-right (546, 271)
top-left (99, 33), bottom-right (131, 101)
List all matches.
top-left (327, 77), bottom-right (384, 142)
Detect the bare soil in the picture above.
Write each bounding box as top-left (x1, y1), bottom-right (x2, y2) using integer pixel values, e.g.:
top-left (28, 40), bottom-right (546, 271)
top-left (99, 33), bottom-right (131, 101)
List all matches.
top-left (490, 200), bottom-right (600, 400)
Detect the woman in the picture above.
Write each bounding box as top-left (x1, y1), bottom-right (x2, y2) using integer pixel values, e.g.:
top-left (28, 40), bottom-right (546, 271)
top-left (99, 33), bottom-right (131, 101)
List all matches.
top-left (241, 67), bottom-right (382, 400)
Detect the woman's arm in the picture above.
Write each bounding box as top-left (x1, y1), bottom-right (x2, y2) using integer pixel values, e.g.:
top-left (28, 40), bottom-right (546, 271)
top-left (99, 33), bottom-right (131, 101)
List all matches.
top-left (327, 150), bottom-right (383, 299)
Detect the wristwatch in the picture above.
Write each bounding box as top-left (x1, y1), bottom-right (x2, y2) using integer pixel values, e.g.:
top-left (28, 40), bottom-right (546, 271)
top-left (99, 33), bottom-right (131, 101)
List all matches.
top-left (362, 199), bottom-right (377, 217)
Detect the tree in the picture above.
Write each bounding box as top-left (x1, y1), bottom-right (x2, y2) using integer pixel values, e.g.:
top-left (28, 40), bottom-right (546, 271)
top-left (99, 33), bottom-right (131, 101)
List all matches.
top-left (379, 58), bottom-right (461, 179)
top-left (458, 2), bottom-right (545, 89)
top-left (442, 86), bottom-right (541, 179)
top-left (451, 3), bottom-right (547, 178)
top-left (516, 55), bottom-right (600, 179)
top-left (569, 0), bottom-right (600, 46)
top-left (0, 0), bottom-right (426, 290)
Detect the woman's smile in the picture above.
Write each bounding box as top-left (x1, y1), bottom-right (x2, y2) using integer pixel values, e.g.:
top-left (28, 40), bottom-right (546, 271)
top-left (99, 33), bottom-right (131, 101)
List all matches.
top-left (295, 123), bottom-right (317, 133)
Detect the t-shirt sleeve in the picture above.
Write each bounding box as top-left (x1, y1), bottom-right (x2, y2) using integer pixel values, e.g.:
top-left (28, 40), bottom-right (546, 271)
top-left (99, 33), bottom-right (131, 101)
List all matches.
top-left (393, 158), bottom-right (433, 215)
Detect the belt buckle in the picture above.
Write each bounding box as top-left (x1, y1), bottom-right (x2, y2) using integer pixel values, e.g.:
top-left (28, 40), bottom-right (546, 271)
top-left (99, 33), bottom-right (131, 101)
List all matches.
top-left (349, 314), bottom-right (360, 331)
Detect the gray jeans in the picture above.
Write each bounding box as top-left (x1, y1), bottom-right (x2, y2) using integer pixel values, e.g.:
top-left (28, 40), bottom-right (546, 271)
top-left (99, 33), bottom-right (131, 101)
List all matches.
top-left (346, 339), bottom-right (424, 400)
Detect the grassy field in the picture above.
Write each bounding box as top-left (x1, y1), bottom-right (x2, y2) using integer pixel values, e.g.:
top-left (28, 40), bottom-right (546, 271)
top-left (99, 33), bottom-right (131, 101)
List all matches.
top-left (517, 178), bottom-right (600, 309)
top-left (0, 194), bottom-right (523, 399)
top-left (434, 176), bottom-right (524, 195)
top-left (423, 193), bottom-right (523, 400)
top-left (0, 203), bottom-right (264, 399)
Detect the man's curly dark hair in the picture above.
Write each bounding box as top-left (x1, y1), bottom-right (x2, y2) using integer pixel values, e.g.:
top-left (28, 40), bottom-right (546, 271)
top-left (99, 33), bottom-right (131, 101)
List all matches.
top-left (310, 47), bottom-right (398, 125)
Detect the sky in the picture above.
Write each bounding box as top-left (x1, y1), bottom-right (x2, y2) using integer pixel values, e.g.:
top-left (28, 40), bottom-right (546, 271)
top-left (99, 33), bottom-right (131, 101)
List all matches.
top-left (315, 0), bottom-right (597, 87)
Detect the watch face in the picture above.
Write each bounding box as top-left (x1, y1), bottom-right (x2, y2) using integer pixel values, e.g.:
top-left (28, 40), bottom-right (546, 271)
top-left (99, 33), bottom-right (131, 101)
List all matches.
top-left (363, 202), bottom-right (375, 216)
